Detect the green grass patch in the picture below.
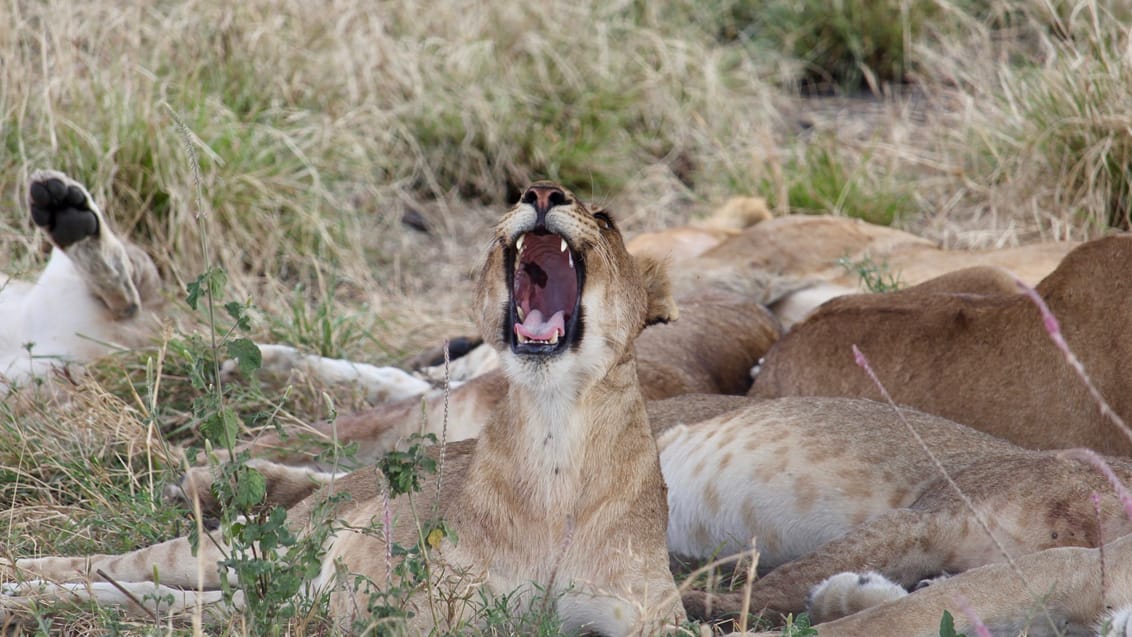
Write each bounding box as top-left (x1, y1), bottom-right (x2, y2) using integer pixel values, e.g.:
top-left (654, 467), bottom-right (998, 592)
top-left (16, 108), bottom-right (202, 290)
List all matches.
top-left (764, 139), bottom-right (913, 225)
top-left (709, 0), bottom-right (947, 93)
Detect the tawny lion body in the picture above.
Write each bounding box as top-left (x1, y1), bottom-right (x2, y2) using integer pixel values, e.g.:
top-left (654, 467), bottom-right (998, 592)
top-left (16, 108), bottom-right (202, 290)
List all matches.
top-left (703, 214), bottom-right (1074, 288)
top-left (4, 184), bottom-right (686, 634)
top-left (752, 236), bottom-right (1132, 456)
top-left (624, 195), bottom-right (772, 264)
top-left (694, 214), bottom-right (1077, 326)
top-left (172, 215), bottom-right (1128, 634)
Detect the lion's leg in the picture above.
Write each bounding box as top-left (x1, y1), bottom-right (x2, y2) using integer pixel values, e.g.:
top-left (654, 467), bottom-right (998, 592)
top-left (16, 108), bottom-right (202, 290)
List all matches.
top-left (0, 580), bottom-right (236, 623)
top-left (10, 535), bottom-right (233, 589)
top-left (779, 536), bottom-right (1132, 637)
top-left (167, 458), bottom-right (345, 516)
top-left (219, 370), bottom-right (504, 469)
top-left (27, 170), bottom-right (142, 320)
top-left (230, 344), bottom-right (432, 404)
top-left (417, 342), bottom-right (499, 383)
top-left (685, 508), bottom-right (952, 624)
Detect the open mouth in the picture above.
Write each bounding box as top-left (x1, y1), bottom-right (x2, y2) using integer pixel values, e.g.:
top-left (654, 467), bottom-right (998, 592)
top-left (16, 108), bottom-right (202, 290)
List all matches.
top-left (506, 230), bottom-right (583, 356)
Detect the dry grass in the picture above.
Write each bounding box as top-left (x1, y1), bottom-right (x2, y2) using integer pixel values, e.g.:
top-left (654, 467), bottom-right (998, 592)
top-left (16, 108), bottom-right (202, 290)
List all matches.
top-left (3, 0), bottom-right (1132, 633)
top-left (0, 0), bottom-right (792, 353)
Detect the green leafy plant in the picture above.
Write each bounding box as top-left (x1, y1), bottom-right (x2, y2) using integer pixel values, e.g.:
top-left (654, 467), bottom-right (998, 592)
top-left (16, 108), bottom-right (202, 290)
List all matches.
top-left (939, 609), bottom-right (968, 637)
top-left (780, 612), bottom-right (819, 636)
top-left (182, 268), bottom-right (319, 631)
top-left (837, 254), bottom-right (904, 293)
top-left (379, 433), bottom-right (439, 498)
top-left (342, 433), bottom-right (462, 635)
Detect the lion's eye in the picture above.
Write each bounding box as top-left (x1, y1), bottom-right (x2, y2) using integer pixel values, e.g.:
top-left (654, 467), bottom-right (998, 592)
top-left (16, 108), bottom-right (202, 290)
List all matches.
top-left (593, 212), bottom-right (613, 230)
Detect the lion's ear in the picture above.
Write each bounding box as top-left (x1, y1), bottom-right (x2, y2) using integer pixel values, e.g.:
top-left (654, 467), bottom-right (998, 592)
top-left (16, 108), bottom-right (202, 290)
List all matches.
top-left (635, 254), bottom-right (679, 326)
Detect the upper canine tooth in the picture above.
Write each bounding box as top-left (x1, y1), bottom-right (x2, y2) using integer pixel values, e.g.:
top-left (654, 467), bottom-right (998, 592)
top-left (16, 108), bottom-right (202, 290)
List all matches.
top-left (517, 235), bottom-right (525, 252)
top-left (560, 238), bottom-right (567, 252)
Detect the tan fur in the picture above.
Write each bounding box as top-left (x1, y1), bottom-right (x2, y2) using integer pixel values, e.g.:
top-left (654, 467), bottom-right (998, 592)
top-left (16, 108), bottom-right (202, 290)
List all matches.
top-left (745, 535), bottom-right (1132, 637)
top-left (214, 290), bottom-right (781, 469)
top-left (692, 214), bottom-right (1077, 325)
top-left (627, 226), bottom-right (739, 264)
top-left (703, 196), bottom-right (773, 231)
top-left (184, 394), bottom-right (1132, 634)
top-left (662, 397), bottom-right (1132, 630)
top-left (172, 391), bottom-right (1132, 633)
top-left (625, 196), bottom-right (772, 264)
top-left (224, 393), bottom-right (1132, 633)
top-left (178, 393), bottom-right (766, 516)
top-left (5, 184), bottom-right (686, 635)
top-left (703, 214), bottom-right (1075, 288)
top-left (753, 236), bottom-right (1132, 455)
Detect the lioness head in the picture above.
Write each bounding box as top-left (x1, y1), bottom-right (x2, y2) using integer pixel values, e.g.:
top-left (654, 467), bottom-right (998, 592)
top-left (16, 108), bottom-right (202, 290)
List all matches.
top-left (475, 182), bottom-right (677, 391)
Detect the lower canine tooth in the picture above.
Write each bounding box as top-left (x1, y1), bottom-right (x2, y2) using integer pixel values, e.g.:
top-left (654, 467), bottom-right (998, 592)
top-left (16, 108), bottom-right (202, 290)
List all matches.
top-left (549, 332), bottom-right (559, 344)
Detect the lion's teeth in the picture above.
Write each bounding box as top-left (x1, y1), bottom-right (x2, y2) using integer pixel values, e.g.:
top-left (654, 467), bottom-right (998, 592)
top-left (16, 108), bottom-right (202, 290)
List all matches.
top-left (568, 252), bottom-right (574, 269)
top-left (518, 306), bottom-right (526, 321)
top-left (560, 238), bottom-right (567, 252)
top-left (517, 235), bottom-right (525, 253)
top-left (549, 332), bottom-right (559, 345)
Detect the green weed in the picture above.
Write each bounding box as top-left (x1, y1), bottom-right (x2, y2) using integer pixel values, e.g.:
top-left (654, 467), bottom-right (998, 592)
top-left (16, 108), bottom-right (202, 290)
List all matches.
top-left (779, 612), bottom-right (818, 636)
top-left (838, 254), bottom-right (904, 292)
top-left (938, 609), bottom-right (968, 637)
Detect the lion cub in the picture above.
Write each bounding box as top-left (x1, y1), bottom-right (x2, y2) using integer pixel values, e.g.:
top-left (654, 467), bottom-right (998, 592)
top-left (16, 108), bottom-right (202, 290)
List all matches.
top-left (3, 183), bottom-right (686, 634)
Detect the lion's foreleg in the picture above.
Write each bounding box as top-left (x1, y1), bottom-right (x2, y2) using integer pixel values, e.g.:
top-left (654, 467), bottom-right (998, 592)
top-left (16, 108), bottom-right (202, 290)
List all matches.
top-left (1, 580), bottom-right (237, 623)
top-left (686, 509), bottom-right (950, 623)
top-left (11, 534), bottom-right (234, 589)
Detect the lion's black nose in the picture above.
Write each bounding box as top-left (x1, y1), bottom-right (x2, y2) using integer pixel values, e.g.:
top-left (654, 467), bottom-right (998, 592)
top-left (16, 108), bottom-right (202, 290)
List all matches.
top-left (522, 184), bottom-right (569, 228)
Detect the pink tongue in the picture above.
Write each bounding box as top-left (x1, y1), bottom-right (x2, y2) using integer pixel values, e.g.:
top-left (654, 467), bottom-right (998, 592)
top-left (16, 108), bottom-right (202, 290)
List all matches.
top-left (515, 308), bottom-right (566, 340)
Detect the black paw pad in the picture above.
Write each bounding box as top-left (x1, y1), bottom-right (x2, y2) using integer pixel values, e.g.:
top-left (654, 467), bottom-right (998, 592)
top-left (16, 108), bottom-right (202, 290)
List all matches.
top-left (29, 177), bottom-right (99, 249)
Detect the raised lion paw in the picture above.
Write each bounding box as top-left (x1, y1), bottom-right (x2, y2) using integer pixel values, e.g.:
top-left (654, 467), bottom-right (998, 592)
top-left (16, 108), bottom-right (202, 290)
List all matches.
top-left (28, 170), bottom-right (100, 249)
